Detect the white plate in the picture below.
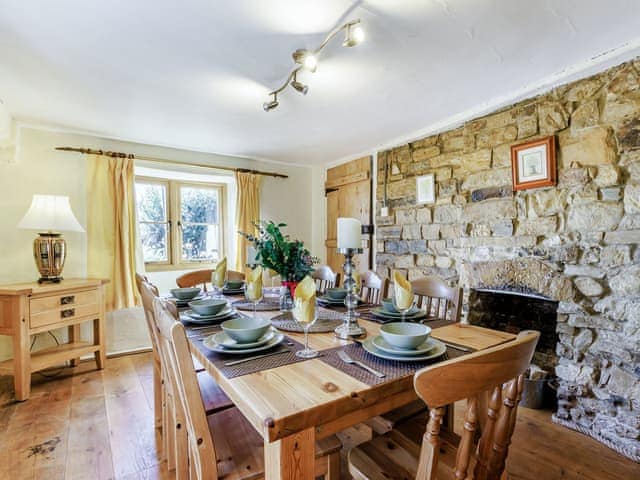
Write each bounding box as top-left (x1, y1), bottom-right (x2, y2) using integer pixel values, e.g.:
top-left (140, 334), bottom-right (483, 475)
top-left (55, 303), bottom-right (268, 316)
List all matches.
top-left (211, 328), bottom-right (277, 349)
top-left (371, 335), bottom-right (438, 356)
top-left (361, 337), bottom-right (446, 362)
top-left (202, 332), bottom-right (285, 354)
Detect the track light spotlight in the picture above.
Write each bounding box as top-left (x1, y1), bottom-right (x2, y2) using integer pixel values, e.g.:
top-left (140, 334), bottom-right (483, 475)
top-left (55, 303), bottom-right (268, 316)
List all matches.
top-left (290, 74), bottom-right (308, 95)
top-left (292, 49), bottom-right (318, 72)
top-left (343, 22), bottom-right (365, 47)
top-left (263, 93), bottom-right (278, 112)
top-left (264, 19), bottom-right (363, 111)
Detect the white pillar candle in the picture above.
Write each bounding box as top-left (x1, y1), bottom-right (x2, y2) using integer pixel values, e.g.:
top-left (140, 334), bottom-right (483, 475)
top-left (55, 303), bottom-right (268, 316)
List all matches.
top-left (337, 217), bottom-right (362, 249)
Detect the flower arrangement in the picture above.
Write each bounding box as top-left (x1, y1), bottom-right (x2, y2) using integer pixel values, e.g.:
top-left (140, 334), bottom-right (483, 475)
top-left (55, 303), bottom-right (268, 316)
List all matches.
top-left (239, 221), bottom-right (316, 282)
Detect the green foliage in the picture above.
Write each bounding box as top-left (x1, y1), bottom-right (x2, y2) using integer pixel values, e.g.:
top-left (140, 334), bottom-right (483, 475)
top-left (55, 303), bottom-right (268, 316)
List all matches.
top-left (239, 221), bottom-right (316, 282)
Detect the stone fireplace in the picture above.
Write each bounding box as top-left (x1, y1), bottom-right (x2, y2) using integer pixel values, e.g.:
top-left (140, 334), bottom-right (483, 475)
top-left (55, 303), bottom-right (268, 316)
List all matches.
top-left (374, 59), bottom-right (640, 461)
top-left (468, 289), bottom-right (559, 371)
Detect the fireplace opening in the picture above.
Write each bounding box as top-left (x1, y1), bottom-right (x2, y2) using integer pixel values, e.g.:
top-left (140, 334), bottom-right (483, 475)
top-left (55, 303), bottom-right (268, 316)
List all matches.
top-left (468, 288), bottom-right (559, 371)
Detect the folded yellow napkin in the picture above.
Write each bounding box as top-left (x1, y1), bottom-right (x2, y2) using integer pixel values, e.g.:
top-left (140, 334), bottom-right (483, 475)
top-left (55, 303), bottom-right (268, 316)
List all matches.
top-left (393, 271), bottom-right (413, 310)
top-left (293, 275), bottom-right (316, 324)
top-left (245, 266), bottom-right (263, 301)
top-left (212, 257), bottom-right (227, 288)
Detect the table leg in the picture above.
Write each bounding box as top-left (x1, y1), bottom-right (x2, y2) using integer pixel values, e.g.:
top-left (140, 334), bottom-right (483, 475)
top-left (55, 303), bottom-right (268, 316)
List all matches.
top-left (13, 298), bottom-right (31, 401)
top-left (93, 316), bottom-right (106, 369)
top-left (264, 427), bottom-right (315, 480)
top-left (68, 324), bottom-right (81, 366)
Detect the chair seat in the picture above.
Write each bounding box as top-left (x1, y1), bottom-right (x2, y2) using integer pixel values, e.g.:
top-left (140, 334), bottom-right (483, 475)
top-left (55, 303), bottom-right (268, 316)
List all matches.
top-left (348, 421), bottom-right (463, 480)
top-left (208, 407), bottom-right (342, 479)
top-left (197, 371), bottom-right (234, 414)
top-left (368, 399), bottom-right (428, 435)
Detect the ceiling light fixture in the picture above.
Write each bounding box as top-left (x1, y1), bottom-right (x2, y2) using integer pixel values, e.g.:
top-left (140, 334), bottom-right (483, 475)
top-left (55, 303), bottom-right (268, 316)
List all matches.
top-left (263, 93), bottom-right (279, 112)
top-left (262, 19), bottom-right (364, 111)
top-left (290, 73), bottom-right (308, 95)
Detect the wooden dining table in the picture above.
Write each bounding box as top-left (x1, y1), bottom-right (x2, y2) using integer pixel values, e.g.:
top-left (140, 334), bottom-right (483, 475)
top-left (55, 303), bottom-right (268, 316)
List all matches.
top-left (183, 297), bottom-right (515, 480)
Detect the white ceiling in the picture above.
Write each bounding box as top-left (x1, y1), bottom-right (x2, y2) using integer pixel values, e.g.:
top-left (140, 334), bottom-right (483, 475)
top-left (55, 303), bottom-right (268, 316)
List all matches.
top-left (1, 0), bottom-right (639, 165)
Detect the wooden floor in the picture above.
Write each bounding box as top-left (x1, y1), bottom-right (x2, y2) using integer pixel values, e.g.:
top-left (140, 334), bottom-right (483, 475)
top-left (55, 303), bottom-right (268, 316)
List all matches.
top-left (0, 353), bottom-right (637, 480)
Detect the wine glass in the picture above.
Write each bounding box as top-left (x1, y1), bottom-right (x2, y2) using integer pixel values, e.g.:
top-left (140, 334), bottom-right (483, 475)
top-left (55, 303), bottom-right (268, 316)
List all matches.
top-left (392, 294), bottom-right (414, 322)
top-left (292, 297), bottom-right (318, 358)
top-left (244, 281), bottom-right (263, 319)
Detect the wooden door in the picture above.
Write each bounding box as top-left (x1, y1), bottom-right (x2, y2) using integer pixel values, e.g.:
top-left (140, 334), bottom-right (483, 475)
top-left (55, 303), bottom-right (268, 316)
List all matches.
top-left (325, 156), bottom-right (372, 276)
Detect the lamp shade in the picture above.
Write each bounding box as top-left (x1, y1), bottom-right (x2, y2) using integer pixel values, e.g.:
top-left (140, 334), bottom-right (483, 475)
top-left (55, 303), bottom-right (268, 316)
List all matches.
top-left (17, 194), bottom-right (84, 232)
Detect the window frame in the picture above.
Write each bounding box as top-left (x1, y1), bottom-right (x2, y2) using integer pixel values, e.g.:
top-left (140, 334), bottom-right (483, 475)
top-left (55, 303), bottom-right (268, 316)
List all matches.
top-left (135, 176), bottom-right (226, 272)
top-left (135, 177), bottom-right (172, 268)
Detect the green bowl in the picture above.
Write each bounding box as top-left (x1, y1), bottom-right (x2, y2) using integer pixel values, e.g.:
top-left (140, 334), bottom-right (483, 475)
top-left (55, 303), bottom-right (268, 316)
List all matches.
top-left (170, 287), bottom-right (201, 300)
top-left (327, 288), bottom-right (348, 300)
top-left (381, 298), bottom-right (398, 313)
top-left (225, 280), bottom-right (244, 290)
top-left (221, 317), bottom-right (271, 343)
top-left (380, 322), bottom-right (431, 350)
top-left (188, 298), bottom-right (227, 316)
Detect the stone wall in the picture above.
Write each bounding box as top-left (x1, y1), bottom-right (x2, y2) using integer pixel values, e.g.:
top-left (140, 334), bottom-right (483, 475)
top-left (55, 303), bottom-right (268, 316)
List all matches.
top-left (375, 58), bottom-right (640, 460)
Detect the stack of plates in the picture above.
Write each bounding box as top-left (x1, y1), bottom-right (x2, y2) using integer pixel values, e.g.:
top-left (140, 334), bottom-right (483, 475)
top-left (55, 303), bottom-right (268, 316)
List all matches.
top-left (202, 327), bottom-right (284, 354)
top-left (167, 294), bottom-right (205, 308)
top-left (222, 287), bottom-right (245, 295)
top-left (362, 335), bottom-right (446, 362)
top-left (181, 305), bottom-right (237, 324)
top-left (317, 296), bottom-right (362, 306)
top-left (370, 306), bottom-right (426, 322)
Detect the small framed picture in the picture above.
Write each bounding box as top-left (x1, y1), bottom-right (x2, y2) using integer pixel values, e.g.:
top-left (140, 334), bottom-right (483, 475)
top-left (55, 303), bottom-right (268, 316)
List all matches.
top-left (416, 173), bottom-right (435, 204)
top-left (511, 136), bottom-right (556, 191)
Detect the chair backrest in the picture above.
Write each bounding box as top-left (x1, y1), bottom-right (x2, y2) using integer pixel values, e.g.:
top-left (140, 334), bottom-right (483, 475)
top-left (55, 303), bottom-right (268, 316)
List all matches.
top-left (311, 265), bottom-right (340, 294)
top-left (360, 270), bottom-right (389, 304)
top-left (411, 276), bottom-right (462, 322)
top-left (176, 268), bottom-right (245, 291)
top-left (413, 330), bottom-right (539, 480)
top-left (153, 298), bottom-right (219, 480)
top-left (137, 276), bottom-right (162, 359)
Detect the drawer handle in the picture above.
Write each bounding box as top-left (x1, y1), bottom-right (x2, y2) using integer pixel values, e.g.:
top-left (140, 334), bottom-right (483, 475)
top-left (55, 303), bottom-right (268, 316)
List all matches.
top-left (61, 308), bottom-right (75, 319)
top-left (61, 295), bottom-right (75, 305)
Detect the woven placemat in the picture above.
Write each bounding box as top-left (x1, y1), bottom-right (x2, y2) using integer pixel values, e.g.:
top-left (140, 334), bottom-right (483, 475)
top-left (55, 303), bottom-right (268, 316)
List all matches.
top-left (271, 307), bottom-right (345, 332)
top-left (232, 299), bottom-right (281, 311)
top-left (187, 329), bottom-right (315, 379)
top-left (319, 342), bottom-right (463, 386)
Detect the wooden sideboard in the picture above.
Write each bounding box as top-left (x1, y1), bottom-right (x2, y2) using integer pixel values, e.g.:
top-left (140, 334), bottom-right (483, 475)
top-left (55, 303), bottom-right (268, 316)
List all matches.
top-left (0, 278), bottom-right (108, 400)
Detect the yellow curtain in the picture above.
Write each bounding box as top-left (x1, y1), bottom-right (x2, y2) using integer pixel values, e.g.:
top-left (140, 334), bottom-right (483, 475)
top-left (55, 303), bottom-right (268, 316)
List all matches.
top-left (235, 171), bottom-right (261, 271)
top-left (87, 154), bottom-right (139, 310)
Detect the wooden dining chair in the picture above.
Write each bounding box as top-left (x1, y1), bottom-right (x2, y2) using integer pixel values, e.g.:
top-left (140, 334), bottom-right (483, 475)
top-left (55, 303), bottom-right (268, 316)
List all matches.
top-left (153, 298), bottom-right (343, 480)
top-left (348, 331), bottom-right (540, 480)
top-left (360, 270), bottom-right (389, 304)
top-left (176, 268), bottom-right (245, 291)
top-left (412, 276), bottom-right (463, 322)
top-left (137, 278), bottom-right (233, 470)
top-left (312, 265), bottom-right (340, 294)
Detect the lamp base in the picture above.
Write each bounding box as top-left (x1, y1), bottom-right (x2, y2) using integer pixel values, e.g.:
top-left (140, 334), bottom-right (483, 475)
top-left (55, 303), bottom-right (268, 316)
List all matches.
top-left (38, 276), bottom-right (63, 284)
top-left (33, 233), bottom-right (67, 283)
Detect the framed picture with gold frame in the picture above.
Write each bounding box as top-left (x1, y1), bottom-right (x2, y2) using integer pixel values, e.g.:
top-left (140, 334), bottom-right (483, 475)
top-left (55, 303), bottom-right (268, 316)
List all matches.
top-left (511, 136), bottom-right (556, 191)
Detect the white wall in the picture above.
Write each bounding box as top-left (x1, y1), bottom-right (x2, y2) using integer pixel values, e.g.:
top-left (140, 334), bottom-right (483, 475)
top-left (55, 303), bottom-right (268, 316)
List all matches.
top-left (0, 125), bottom-right (313, 360)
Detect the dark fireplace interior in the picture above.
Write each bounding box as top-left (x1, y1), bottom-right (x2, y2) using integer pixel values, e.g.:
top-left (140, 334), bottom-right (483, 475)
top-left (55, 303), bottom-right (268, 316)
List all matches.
top-left (468, 288), bottom-right (559, 371)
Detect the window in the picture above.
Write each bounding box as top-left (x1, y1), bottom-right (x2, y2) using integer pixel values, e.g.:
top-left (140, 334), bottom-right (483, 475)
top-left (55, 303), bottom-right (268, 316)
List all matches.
top-left (135, 177), bottom-right (225, 269)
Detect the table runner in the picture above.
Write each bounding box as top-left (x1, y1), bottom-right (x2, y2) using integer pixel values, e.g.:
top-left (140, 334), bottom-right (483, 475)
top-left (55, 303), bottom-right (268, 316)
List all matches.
top-left (271, 306), bottom-right (344, 332)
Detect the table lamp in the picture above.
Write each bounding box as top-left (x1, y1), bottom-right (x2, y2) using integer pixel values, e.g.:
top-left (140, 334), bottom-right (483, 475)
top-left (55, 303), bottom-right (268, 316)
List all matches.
top-left (17, 194), bottom-right (84, 283)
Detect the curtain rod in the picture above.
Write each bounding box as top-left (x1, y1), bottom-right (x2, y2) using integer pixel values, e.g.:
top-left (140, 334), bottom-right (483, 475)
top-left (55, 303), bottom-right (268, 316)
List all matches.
top-left (54, 146), bottom-right (289, 179)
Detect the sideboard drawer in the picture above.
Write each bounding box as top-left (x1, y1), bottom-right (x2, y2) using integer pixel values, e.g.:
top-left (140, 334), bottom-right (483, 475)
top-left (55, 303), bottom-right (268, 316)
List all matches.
top-left (30, 290), bottom-right (100, 329)
top-left (30, 289), bottom-right (98, 315)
